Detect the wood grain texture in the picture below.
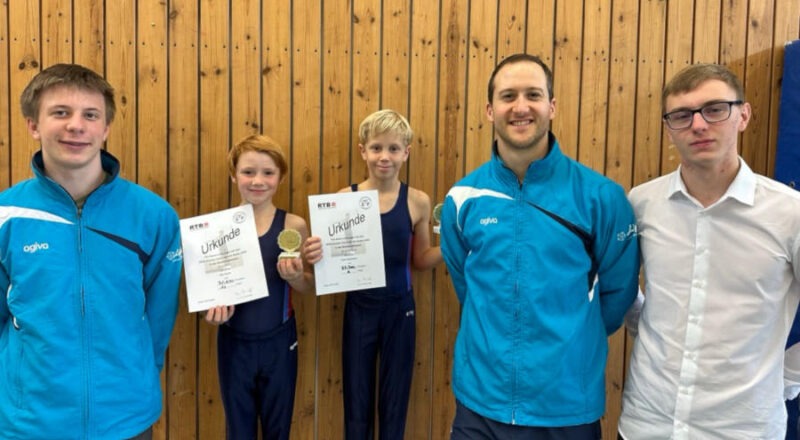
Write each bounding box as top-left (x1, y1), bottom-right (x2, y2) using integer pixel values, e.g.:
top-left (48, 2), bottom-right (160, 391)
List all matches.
top-left (0, 2), bottom-right (796, 438)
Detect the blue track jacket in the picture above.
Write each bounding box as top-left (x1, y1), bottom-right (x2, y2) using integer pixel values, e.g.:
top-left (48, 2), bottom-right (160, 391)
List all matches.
top-left (0, 151), bottom-right (183, 439)
top-left (441, 134), bottom-right (639, 427)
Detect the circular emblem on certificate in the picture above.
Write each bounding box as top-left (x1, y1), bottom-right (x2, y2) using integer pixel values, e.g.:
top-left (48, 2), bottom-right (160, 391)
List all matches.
top-left (277, 228), bottom-right (302, 259)
top-left (359, 196), bottom-right (372, 210)
top-left (232, 210), bottom-right (247, 224)
top-left (432, 203), bottom-right (443, 234)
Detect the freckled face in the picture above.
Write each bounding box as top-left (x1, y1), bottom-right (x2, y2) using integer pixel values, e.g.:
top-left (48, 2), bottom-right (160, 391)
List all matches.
top-left (232, 151), bottom-right (282, 207)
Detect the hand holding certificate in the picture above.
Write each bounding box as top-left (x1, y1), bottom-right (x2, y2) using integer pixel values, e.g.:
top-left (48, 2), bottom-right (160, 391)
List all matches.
top-left (180, 204), bottom-right (269, 312)
top-left (308, 190), bottom-right (386, 295)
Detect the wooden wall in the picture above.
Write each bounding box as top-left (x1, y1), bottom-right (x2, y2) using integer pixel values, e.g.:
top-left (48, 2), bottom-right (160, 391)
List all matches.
top-left (0, 1), bottom-right (797, 438)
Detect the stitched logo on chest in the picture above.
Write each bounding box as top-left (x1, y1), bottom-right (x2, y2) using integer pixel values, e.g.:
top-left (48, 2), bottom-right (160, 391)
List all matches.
top-left (23, 242), bottom-right (49, 253)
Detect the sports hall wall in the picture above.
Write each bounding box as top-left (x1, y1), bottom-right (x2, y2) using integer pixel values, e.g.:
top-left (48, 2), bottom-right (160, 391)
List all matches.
top-left (0, 1), bottom-right (797, 438)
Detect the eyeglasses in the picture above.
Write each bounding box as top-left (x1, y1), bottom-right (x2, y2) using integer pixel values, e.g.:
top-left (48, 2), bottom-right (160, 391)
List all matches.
top-left (662, 100), bottom-right (743, 130)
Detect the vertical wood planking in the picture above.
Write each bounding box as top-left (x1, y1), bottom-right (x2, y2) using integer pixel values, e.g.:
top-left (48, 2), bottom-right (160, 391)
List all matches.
top-left (1, 2), bottom-right (798, 438)
top-left (632, 0), bottom-right (667, 186)
top-left (606, 0), bottom-right (639, 191)
top-left (72, 0), bottom-right (103, 72)
top-left (577, 2), bottom-right (613, 437)
top-left (465, 0), bottom-right (497, 171)
top-left (9, 1), bottom-right (40, 183)
top-left (381, 0), bottom-right (412, 255)
top-left (741, 2), bottom-right (775, 175)
top-left (105, 0), bottom-right (136, 180)
top-left (432, 1), bottom-right (467, 437)
top-left (166, 0), bottom-right (201, 437)
top-left (693, 0), bottom-right (722, 63)
top-left (292, 1), bottom-right (322, 438)
top-left (551, 0), bottom-right (583, 159)
top-left (231, 0), bottom-right (262, 147)
top-left (197, 1), bottom-right (231, 437)
top-left (527, 0), bottom-right (556, 65)
top-left (261, 1), bottom-right (306, 436)
top-left (606, 1), bottom-right (640, 411)
top-left (137, 0), bottom-right (169, 196)
top-left (137, 3), bottom-right (169, 435)
top-left (352, 0), bottom-right (382, 182)
top-left (0, 1), bottom-right (11, 189)
top-left (41, 0), bottom-right (72, 66)
top-left (229, 0), bottom-right (262, 208)
top-left (497, 0), bottom-right (526, 60)
top-left (661, 0), bottom-right (694, 174)
top-left (720, 0), bottom-right (748, 78)
top-left (261, 0), bottom-right (292, 210)
top-left (406, 2), bottom-right (442, 438)
top-left (719, 0), bottom-right (748, 183)
top-left (381, 0), bottom-right (411, 116)
top-left (577, 1), bottom-right (610, 173)
top-left (315, 0), bottom-right (351, 438)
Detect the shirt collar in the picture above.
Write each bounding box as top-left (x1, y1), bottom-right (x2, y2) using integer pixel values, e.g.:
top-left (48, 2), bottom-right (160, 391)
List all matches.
top-left (667, 157), bottom-right (756, 206)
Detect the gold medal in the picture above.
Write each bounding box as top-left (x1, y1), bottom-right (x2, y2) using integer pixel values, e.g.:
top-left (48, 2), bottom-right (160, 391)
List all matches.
top-left (277, 228), bottom-right (302, 259)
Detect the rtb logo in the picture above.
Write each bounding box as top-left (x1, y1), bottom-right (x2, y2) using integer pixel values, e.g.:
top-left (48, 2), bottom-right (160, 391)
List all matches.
top-left (23, 242), bottom-right (49, 253)
top-left (479, 217), bottom-right (498, 226)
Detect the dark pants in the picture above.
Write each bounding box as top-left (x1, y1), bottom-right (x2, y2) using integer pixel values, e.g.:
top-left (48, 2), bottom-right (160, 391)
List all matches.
top-left (451, 400), bottom-right (602, 440)
top-left (343, 293), bottom-right (416, 440)
top-left (217, 316), bottom-right (298, 440)
top-left (127, 427), bottom-right (152, 440)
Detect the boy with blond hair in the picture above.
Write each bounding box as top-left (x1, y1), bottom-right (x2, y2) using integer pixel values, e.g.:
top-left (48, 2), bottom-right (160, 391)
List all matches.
top-left (305, 109), bottom-right (442, 439)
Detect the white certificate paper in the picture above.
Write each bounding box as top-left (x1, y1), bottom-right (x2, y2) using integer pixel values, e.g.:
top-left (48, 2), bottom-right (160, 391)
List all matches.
top-left (179, 204), bottom-right (268, 312)
top-left (308, 190), bottom-right (386, 295)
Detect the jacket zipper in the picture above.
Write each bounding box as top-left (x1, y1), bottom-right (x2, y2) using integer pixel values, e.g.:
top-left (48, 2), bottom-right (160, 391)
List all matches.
top-left (76, 202), bottom-right (90, 437)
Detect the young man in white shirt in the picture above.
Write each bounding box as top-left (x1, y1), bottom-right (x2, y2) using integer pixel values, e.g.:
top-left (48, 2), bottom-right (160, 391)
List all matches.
top-left (619, 63), bottom-right (800, 440)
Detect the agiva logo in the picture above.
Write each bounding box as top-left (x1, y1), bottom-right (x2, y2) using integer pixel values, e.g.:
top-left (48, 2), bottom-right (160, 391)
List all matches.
top-left (479, 217), bottom-right (498, 226)
top-left (23, 242), bottom-right (49, 253)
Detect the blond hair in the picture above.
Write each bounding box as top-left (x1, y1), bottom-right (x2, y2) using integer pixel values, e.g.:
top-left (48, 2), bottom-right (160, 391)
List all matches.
top-left (358, 109), bottom-right (413, 146)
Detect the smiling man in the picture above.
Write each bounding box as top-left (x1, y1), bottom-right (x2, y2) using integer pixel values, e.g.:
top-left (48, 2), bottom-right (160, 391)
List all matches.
top-left (0, 64), bottom-right (183, 439)
top-left (439, 53), bottom-right (640, 440)
top-left (618, 63), bottom-right (800, 439)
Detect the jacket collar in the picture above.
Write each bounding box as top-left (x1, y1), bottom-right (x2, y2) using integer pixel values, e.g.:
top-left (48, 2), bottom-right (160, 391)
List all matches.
top-left (32, 149), bottom-right (121, 182)
top-left (491, 132), bottom-right (561, 184)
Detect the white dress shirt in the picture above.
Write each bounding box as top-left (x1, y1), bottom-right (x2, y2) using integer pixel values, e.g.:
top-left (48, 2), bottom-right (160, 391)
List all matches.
top-left (619, 159), bottom-right (800, 440)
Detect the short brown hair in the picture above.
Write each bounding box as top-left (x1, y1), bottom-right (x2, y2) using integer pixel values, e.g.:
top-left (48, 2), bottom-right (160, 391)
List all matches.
top-left (227, 134), bottom-right (288, 179)
top-left (20, 63), bottom-right (116, 124)
top-left (488, 53), bottom-right (553, 102)
top-left (358, 109), bottom-right (413, 146)
top-left (662, 63), bottom-right (745, 112)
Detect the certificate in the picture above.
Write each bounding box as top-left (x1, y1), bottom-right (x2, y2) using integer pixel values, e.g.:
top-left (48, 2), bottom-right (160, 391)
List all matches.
top-left (179, 204), bottom-right (268, 312)
top-left (308, 190), bottom-right (386, 295)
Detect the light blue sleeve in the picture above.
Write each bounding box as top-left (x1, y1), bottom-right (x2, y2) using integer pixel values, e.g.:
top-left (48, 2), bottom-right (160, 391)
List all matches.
top-left (0, 265), bottom-right (8, 329)
top-left (594, 182), bottom-right (640, 335)
top-left (143, 207), bottom-right (183, 371)
top-left (440, 193), bottom-right (468, 304)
